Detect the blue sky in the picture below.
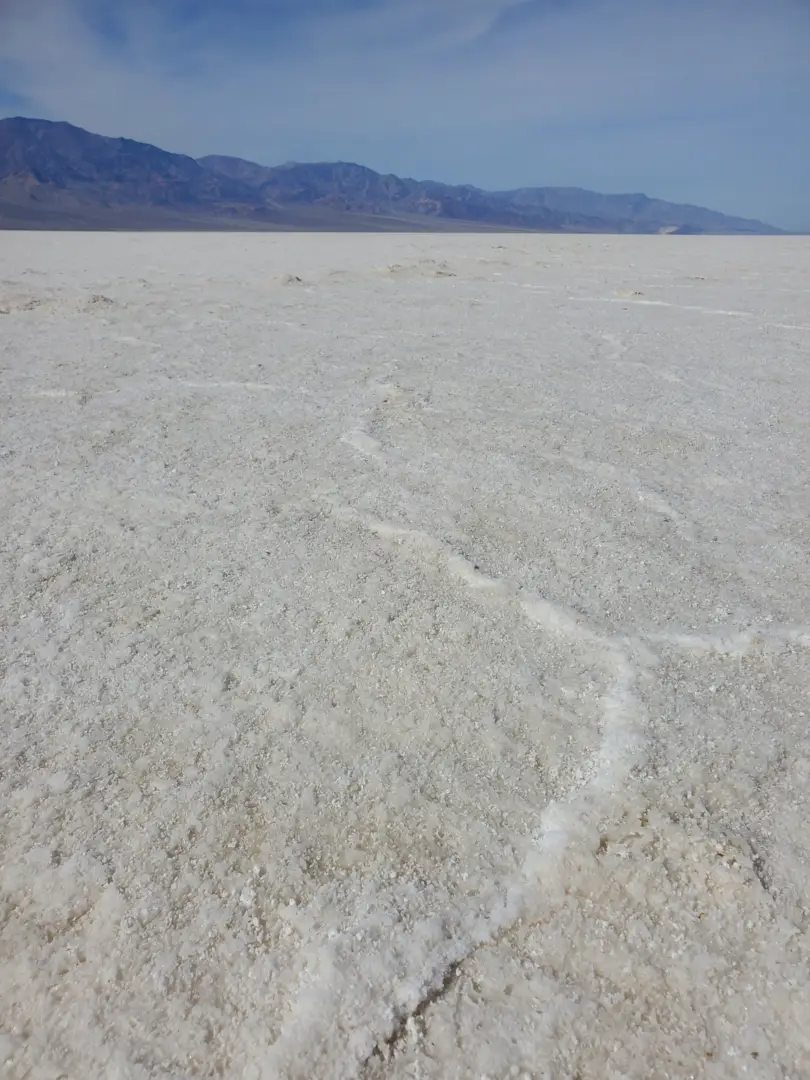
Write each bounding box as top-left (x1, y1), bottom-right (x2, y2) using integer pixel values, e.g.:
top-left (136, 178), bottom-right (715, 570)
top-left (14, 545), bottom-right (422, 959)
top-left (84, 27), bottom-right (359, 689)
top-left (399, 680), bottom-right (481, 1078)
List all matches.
top-left (1, 0), bottom-right (808, 227)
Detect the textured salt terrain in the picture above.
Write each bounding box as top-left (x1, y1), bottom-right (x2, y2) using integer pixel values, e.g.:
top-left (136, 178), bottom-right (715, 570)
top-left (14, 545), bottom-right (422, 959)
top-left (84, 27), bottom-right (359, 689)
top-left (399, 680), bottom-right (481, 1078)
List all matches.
top-left (0, 233), bottom-right (809, 1080)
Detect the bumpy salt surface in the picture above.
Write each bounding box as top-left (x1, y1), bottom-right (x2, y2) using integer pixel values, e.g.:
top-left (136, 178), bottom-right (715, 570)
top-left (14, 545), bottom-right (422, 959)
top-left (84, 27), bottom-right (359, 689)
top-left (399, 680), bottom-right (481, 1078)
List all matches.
top-left (1, 233), bottom-right (809, 1079)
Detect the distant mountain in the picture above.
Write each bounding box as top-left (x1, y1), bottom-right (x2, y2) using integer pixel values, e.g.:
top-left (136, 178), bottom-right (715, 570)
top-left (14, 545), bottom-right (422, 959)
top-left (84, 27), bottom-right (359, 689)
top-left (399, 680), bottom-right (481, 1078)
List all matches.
top-left (0, 117), bottom-right (782, 234)
top-left (199, 156), bottom-right (780, 235)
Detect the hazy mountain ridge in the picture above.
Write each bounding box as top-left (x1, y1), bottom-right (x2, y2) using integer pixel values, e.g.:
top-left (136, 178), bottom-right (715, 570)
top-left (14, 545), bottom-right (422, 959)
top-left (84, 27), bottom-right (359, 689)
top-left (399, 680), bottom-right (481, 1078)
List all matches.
top-left (0, 117), bottom-right (781, 233)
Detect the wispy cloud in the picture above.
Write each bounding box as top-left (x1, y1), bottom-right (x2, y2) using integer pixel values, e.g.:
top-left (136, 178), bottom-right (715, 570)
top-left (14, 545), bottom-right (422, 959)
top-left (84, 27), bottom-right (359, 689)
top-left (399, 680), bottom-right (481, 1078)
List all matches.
top-left (1, 0), bottom-right (808, 225)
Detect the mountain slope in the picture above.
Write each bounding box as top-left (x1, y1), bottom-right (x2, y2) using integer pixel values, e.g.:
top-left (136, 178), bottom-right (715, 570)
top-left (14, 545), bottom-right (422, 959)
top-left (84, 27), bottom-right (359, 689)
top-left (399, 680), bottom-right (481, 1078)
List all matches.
top-left (497, 186), bottom-right (780, 234)
top-left (0, 117), bottom-right (251, 207)
top-left (0, 117), bottom-right (781, 234)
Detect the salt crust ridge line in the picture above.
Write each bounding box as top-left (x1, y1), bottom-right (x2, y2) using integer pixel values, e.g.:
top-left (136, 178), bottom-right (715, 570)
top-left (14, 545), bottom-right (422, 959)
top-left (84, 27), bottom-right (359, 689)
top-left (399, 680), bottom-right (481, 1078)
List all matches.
top-left (337, 501), bottom-right (651, 830)
top-left (296, 399), bottom-right (810, 1075)
top-left (331, 502), bottom-right (810, 1076)
top-left (283, 498), bottom-right (651, 1078)
top-left (572, 295), bottom-right (810, 331)
top-left (343, 375), bottom-right (694, 539)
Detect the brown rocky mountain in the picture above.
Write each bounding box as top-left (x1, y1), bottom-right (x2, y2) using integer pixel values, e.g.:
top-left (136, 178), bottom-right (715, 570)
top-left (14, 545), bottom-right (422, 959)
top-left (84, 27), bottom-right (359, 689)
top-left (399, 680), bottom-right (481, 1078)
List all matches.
top-left (0, 117), bottom-right (781, 234)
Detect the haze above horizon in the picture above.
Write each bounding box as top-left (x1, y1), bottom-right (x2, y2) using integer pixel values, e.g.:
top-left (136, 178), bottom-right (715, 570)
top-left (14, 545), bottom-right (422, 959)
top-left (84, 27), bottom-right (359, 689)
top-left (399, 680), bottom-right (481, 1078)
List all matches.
top-left (0, 0), bottom-right (808, 229)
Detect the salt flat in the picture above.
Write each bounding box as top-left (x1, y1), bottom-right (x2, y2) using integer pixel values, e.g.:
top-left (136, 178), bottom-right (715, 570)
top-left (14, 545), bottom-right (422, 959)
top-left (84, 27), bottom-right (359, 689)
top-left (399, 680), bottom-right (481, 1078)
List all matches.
top-left (1, 232), bottom-right (809, 1080)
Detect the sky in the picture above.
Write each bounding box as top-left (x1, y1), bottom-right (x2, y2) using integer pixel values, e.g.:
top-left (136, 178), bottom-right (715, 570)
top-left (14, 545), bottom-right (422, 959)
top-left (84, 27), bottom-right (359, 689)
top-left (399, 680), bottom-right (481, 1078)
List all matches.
top-left (0, 0), bottom-right (808, 227)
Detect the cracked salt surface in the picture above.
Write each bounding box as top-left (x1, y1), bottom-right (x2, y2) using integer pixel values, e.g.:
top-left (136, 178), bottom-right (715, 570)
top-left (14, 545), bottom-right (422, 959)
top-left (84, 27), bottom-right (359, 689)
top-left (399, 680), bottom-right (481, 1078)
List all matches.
top-left (1, 233), bottom-right (809, 1079)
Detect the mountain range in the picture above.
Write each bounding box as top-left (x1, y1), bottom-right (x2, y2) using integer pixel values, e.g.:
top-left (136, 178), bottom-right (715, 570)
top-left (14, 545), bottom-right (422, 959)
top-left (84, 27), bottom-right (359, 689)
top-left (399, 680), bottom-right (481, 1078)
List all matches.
top-left (0, 117), bottom-right (781, 235)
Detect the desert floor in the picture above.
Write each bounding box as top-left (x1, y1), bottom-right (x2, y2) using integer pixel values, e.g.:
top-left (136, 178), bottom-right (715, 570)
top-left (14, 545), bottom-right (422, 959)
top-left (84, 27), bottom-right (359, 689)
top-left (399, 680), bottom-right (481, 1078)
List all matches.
top-left (1, 233), bottom-right (809, 1079)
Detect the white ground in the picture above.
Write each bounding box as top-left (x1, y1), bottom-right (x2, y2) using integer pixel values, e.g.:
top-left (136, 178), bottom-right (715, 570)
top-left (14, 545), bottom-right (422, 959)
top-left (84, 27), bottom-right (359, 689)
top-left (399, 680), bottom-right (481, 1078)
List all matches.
top-left (1, 233), bottom-right (809, 1080)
